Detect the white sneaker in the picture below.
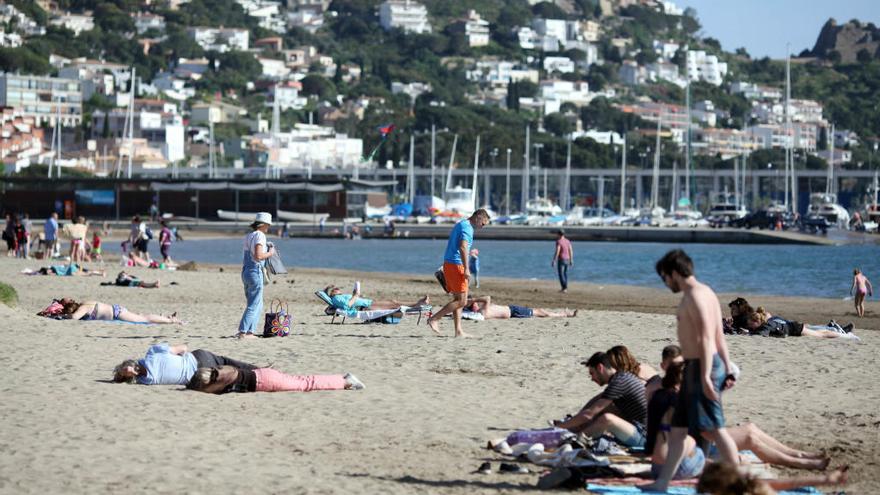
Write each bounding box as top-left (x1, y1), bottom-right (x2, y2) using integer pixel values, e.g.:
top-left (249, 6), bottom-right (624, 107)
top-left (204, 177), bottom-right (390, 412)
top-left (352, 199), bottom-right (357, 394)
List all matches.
top-left (344, 373), bottom-right (365, 390)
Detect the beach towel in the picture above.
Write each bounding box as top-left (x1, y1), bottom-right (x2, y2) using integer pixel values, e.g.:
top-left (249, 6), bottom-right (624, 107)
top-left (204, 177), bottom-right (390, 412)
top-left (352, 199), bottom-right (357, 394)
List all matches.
top-left (584, 481), bottom-right (823, 495)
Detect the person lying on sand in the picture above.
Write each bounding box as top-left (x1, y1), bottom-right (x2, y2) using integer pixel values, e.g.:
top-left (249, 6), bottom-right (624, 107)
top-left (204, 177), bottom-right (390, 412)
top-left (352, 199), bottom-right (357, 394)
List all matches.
top-left (187, 365), bottom-right (365, 394)
top-left (747, 308), bottom-right (859, 341)
top-left (46, 298), bottom-right (182, 324)
top-left (113, 343), bottom-right (257, 385)
top-left (649, 360), bottom-right (831, 476)
top-left (109, 271), bottom-right (160, 289)
top-left (693, 462), bottom-right (847, 495)
top-left (22, 263), bottom-right (105, 277)
top-left (323, 282), bottom-right (428, 317)
top-left (466, 295), bottom-right (577, 319)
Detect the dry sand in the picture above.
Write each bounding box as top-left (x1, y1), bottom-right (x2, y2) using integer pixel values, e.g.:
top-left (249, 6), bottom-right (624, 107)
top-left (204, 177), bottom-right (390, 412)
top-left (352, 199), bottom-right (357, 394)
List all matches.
top-left (0, 257), bottom-right (877, 494)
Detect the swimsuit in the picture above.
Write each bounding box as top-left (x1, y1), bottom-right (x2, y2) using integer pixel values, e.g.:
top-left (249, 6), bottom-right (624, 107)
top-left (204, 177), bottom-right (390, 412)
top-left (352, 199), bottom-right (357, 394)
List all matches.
top-left (79, 304), bottom-right (124, 320)
top-left (672, 354), bottom-right (726, 432)
top-left (112, 304), bottom-right (124, 320)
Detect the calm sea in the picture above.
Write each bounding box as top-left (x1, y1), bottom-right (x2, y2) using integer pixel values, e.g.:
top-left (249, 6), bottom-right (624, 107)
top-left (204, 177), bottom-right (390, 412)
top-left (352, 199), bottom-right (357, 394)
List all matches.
top-left (138, 237), bottom-right (878, 299)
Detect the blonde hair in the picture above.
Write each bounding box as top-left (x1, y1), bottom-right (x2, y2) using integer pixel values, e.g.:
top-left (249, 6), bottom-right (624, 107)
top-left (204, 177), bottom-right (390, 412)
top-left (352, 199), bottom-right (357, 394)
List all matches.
top-left (697, 462), bottom-right (775, 495)
top-left (748, 307), bottom-right (770, 326)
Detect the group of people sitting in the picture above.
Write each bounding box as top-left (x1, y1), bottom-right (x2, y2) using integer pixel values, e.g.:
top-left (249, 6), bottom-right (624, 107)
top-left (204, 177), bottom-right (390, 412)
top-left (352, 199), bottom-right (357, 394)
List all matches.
top-left (726, 297), bottom-right (860, 341)
top-left (112, 343), bottom-right (364, 394)
top-left (547, 344), bottom-right (845, 490)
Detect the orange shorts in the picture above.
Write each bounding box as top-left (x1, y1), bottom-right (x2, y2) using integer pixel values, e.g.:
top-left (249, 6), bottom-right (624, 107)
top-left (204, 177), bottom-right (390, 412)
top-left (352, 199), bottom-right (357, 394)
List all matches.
top-left (443, 261), bottom-right (469, 294)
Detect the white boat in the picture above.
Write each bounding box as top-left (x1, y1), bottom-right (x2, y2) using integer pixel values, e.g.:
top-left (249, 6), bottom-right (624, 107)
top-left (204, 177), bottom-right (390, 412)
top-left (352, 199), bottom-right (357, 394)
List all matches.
top-left (807, 193), bottom-right (850, 228)
top-left (364, 202), bottom-right (392, 219)
top-left (276, 209), bottom-right (331, 223)
top-left (526, 197), bottom-right (564, 225)
top-left (217, 209), bottom-right (261, 222)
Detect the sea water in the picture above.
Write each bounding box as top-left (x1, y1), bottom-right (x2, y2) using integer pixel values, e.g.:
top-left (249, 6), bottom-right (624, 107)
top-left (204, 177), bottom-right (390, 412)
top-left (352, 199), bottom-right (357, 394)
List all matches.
top-left (146, 238), bottom-right (878, 299)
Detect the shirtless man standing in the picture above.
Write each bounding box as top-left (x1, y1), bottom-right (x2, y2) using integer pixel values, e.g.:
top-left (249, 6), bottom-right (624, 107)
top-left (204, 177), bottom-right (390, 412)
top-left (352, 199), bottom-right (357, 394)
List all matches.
top-left (467, 295), bottom-right (576, 319)
top-left (643, 249), bottom-right (738, 493)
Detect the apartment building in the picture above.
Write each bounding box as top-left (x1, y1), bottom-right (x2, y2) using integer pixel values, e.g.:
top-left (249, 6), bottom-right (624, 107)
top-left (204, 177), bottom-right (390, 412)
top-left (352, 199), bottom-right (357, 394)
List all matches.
top-left (0, 73), bottom-right (82, 127)
top-left (187, 27), bottom-right (249, 52)
top-left (447, 10), bottom-right (490, 47)
top-left (686, 50), bottom-right (727, 86)
top-left (0, 107), bottom-right (44, 164)
top-left (378, 0), bottom-right (431, 34)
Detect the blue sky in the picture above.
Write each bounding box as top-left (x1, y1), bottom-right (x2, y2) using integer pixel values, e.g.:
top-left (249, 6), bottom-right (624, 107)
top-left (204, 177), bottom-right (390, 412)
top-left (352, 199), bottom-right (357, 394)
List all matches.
top-left (675, 0), bottom-right (879, 59)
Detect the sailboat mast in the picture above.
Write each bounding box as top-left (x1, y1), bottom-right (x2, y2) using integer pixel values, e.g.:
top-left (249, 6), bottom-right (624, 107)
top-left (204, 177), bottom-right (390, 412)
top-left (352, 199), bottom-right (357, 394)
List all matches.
top-left (651, 117), bottom-right (661, 209)
top-left (784, 45), bottom-right (792, 211)
top-left (471, 135), bottom-right (480, 210)
top-left (670, 160), bottom-right (677, 212)
top-left (408, 134), bottom-right (415, 204)
top-left (619, 134), bottom-right (626, 213)
top-left (126, 67), bottom-right (136, 179)
top-left (685, 81), bottom-right (691, 203)
top-left (564, 137), bottom-right (572, 211)
top-left (430, 124), bottom-right (436, 198)
top-left (445, 134), bottom-right (458, 192)
top-left (827, 124), bottom-right (834, 195)
top-left (522, 124), bottom-right (530, 212)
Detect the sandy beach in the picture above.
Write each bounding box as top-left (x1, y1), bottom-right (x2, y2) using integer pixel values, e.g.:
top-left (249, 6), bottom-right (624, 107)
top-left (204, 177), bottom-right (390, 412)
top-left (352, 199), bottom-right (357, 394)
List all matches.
top-left (0, 256), bottom-right (877, 494)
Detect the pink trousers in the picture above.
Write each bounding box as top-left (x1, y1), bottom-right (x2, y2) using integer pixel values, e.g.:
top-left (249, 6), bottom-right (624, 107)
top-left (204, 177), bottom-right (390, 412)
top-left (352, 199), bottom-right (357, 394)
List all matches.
top-left (254, 368), bottom-right (346, 392)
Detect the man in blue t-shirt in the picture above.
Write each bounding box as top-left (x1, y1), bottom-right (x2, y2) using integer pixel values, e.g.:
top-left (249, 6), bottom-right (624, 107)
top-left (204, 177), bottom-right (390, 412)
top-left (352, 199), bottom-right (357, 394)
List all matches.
top-left (426, 209), bottom-right (490, 337)
top-left (44, 212), bottom-right (59, 257)
top-left (112, 343), bottom-right (257, 385)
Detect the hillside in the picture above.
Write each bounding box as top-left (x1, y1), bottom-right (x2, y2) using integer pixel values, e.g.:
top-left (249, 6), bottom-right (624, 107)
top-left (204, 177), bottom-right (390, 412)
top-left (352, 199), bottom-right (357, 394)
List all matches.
top-left (810, 18), bottom-right (880, 64)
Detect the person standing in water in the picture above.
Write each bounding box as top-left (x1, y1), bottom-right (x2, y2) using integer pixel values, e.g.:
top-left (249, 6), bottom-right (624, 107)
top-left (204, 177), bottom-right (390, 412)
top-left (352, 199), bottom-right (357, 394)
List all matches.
top-left (851, 268), bottom-right (873, 317)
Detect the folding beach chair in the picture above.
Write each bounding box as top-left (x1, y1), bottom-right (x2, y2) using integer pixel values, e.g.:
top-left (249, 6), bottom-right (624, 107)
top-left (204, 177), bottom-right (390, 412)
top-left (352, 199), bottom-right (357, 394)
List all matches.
top-left (314, 290), bottom-right (431, 324)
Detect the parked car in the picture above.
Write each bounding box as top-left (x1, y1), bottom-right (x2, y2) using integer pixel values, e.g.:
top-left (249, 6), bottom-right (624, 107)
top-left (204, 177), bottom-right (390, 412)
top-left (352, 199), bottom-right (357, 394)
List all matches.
top-left (729, 209), bottom-right (797, 230)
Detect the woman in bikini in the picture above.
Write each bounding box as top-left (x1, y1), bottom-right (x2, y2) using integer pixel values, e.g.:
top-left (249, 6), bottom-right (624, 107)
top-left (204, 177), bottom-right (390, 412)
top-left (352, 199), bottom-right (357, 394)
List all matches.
top-left (187, 365), bottom-right (365, 394)
top-left (850, 268), bottom-right (873, 317)
top-left (55, 298), bottom-right (182, 324)
top-left (747, 308), bottom-right (859, 341)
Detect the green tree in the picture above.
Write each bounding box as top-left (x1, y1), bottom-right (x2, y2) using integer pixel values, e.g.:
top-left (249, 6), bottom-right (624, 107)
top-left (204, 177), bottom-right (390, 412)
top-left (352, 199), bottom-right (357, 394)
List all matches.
top-left (300, 74), bottom-right (337, 100)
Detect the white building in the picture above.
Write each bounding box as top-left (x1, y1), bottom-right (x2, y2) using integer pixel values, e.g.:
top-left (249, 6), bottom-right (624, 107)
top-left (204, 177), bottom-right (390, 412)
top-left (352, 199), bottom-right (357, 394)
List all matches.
top-left (448, 10), bottom-right (490, 47)
top-left (187, 27), bottom-right (250, 52)
top-left (0, 4), bottom-right (45, 36)
top-left (236, 0), bottom-right (286, 33)
top-left (730, 81), bottom-right (782, 101)
top-left (517, 27), bottom-right (538, 50)
top-left (744, 123), bottom-right (818, 151)
top-left (287, 9), bottom-right (324, 33)
top-left (269, 82), bottom-right (308, 110)
top-left (539, 80), bottom-right (592, 114)
top-left (378, 0), bottom-right (431, 34)
top-left (0, 31), bottom-right (22, 47)
top-left (255, 123), bottom-right (363, 169)
top-left (258, 57), bottom-right (291, 79)
top-left (0, 73), bottom-right (82, 127)
top-left (660, 1), bottom-right (684, 16)
top-left (466, 60), bottom-right (540, 87)
top-left (750, 98), bottom-right (824, 125)
top-left (646, 61), bottom-right (687, 88)
top-left (653, 39), bottom-right (680, 60)
top-left (571, 129), bottom-right (623, 145)
top-left (686, 50), bottom-right (728, 86)
top-left (543, 57), bottom-right (575, 74)
top-left (619, 61), bottom-right (646, 86)
top-left (49, 12), bottom-right (95, 36)
top-left (579, 20), bottom-right (601, 43)
top-left (92, 109), bottom-right (185, 162)
top-left (132, 12), bottom-right (166, 34)
top-left (391, 81), bottom-right (432, 102)
top-left (532, 18), bottom-right (567, 44)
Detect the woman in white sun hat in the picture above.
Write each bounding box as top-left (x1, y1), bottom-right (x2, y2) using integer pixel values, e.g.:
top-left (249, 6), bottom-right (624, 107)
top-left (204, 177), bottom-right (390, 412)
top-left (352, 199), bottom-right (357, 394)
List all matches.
top-left (237, 212), bottom-right (276, 339)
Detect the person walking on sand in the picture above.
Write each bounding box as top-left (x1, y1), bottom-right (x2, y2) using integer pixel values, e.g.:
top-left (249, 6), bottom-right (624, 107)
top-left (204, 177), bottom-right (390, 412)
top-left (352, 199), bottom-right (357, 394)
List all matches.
top-left (552, 229), bottom-right (573, 292)
top-left (237, 212), bottom-right (276, 339)
top-left (44, 212), bottom-right (59, 258)
top-left (642, 249), bottom-right (739, 493)
top-left (426, 209), bottom-right (490, 337)
top-left (851, 268), bottom-right (873, 317)
top-left (159, 220), bottom-right (174, 266)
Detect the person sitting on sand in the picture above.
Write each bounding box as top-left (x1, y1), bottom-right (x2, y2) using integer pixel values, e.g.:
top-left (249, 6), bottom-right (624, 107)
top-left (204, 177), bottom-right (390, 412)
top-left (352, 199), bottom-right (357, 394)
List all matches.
top-left (606, 345), bottom-right (659, 383)
top-left (187, 365), bottom-right (365, 394)
top-left (645, 345), bottom-right (683, 402)
top-left (747, 308), bottom-right (859, 341)
top-left (112, 271), bottom-right (159, 289)
top-left (648, 359), bottom-right (831, 475)
top-left (323, 283), bottom-right (429, 317)
top-left (51, 298), bottom-right (182, 324)
top-left (466, 295), bottom-right (577, 319)
top-left (113, 343), bottom-right (258, 385)
top-left (552, 351), bottom-right (647, 448)
top-left (695, 462), bottom-right (848, 495)
top-left (724, 297), bottom-right (753, 334)
top-left (23, 262), bottom-right (105, 277)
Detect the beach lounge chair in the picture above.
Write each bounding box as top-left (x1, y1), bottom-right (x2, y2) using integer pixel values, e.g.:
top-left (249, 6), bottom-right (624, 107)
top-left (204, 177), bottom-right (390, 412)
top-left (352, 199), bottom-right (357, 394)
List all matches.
top-left (313, 290), bottom-right (431, 324)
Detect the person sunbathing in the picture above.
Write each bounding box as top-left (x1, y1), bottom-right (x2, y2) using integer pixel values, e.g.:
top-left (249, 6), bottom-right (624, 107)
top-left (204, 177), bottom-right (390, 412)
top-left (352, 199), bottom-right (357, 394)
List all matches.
top-left (696, 462), bottom-right (847, 495)
top-left (113, 343), bottom-right (257, 385)
top-left (466, 295), bottom-right (577, 319)
top-left (648, 360), bottom-right (830, 473)
top-left (109, 271), bottom-right (160, 289)
top-left (48, 298), bottom-right (182, 324)
top-left (323, 283), bottom-right (428, 317)
top-left (23, 263), bottom-right (105, 277)
top-left (186, 365), bottom-right (365, 394)
top-left (747, 308), bottom-right (858, 341)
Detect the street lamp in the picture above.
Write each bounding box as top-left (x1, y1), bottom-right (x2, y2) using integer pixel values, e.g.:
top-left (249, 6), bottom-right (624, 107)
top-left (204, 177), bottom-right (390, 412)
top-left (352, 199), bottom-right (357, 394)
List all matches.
top-left (505, 148), bottom-right (512, 215)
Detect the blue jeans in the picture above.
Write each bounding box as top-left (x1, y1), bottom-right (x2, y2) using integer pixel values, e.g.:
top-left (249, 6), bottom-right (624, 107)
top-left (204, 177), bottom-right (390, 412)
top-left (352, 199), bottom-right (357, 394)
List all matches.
top-left (557, 260), bottom-right (570, 290)
top-left (238, 268), bottom-right (264, 333)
